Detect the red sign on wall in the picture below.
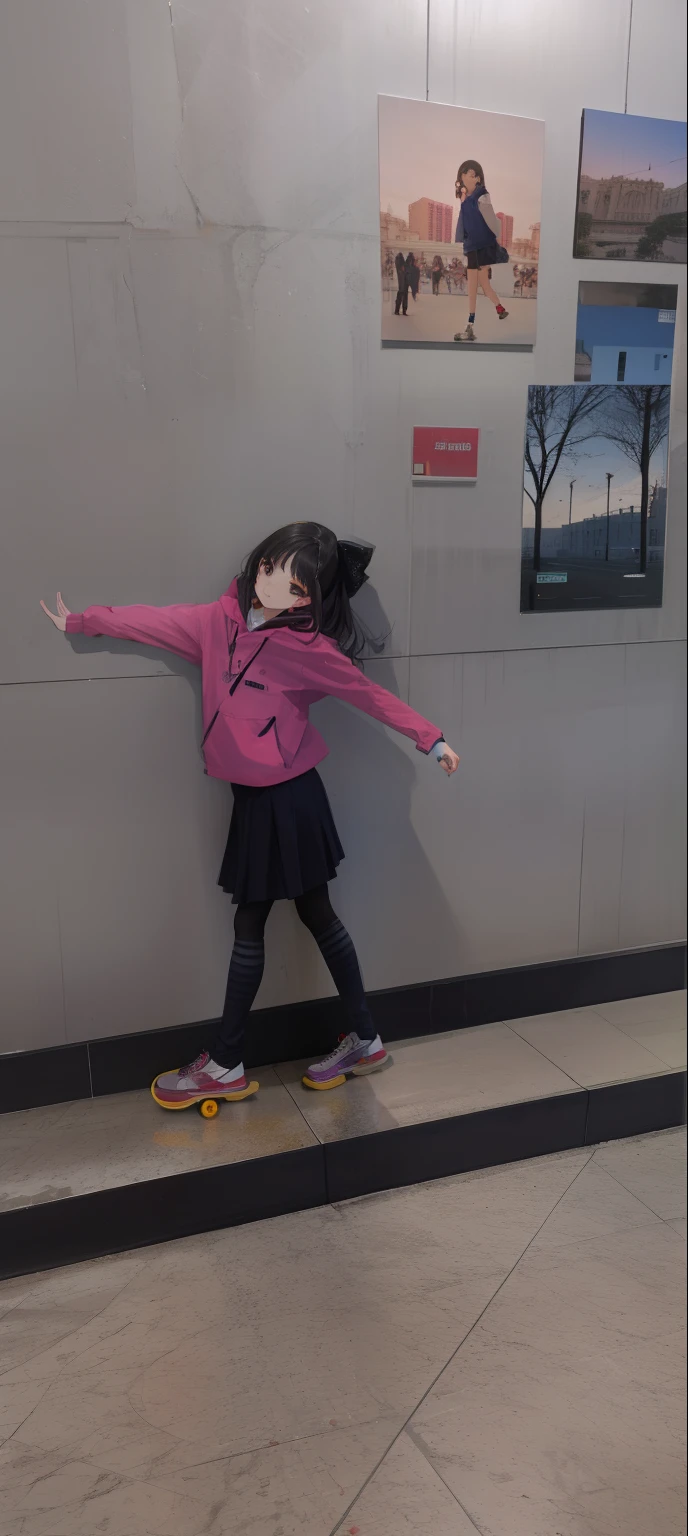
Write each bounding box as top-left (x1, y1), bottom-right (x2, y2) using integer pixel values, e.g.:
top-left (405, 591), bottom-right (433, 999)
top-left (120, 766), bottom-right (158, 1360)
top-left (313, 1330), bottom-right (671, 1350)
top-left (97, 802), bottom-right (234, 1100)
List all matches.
top-left (412, 427), bottom-right (479, 482)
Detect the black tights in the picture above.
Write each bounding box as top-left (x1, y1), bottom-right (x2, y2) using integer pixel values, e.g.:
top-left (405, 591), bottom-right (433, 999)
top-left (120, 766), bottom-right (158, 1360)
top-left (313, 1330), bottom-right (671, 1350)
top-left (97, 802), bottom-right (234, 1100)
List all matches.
top-left (210, 885), bottom-right (376, 1069)
top-left (233, 885), bottom-right (338, 944)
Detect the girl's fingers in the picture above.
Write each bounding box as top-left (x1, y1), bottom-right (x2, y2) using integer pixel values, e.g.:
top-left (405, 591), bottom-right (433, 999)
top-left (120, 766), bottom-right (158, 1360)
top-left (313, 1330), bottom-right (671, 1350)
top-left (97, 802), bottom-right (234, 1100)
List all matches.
top-left (40, 600), bottom-right (57, 622)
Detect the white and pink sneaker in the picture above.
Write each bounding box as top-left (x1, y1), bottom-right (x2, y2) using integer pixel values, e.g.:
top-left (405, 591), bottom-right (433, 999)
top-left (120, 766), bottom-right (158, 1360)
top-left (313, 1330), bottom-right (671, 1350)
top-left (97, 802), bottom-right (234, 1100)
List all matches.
top-left (151, 1052), bottom-right (259, 1116)
top-left (303, 1033), bottom-right (390, 1091)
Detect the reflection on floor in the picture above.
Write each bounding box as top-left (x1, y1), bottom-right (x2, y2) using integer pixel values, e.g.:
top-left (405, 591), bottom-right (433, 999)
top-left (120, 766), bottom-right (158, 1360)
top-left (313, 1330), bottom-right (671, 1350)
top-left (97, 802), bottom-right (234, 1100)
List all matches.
top-left (2, 991), bottom-right (685, 1210)
top-left (0, 1126), bottom-right (685, 1536)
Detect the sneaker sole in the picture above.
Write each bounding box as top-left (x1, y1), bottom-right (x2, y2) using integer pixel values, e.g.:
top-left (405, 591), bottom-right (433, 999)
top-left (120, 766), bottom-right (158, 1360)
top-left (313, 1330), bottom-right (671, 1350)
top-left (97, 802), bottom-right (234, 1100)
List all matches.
top-left (302, 1052), bottom-right (390, 1090)
top-left (150, 1076), bottom-right (260, 1109)
top-left (302, 1072), bottom-right (347, 1091)
top-left (350, 1052), bottom-right (390, 1076)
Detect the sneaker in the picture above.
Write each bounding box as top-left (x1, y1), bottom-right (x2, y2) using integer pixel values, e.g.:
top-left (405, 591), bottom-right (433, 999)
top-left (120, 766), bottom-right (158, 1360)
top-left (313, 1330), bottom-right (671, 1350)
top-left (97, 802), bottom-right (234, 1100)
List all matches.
top-left (303, 1033), bottom-right (389, 1090)
top-left (496, 306), bottom-right (509, 320)
top-left (351, 1037), bottom-right (390, 1077)
top-left (454, 324), bottom-right (476, 342)
top-left (152, 1051), bottom-right (258, 1108)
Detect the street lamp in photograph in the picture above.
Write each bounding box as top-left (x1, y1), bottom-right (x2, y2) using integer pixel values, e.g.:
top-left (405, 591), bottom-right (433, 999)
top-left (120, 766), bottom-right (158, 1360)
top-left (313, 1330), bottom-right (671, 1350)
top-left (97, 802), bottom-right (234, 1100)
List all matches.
top-left (605, 472), bottom-right (614, 562)
top-left (568, 478), bottom-right (577, 525)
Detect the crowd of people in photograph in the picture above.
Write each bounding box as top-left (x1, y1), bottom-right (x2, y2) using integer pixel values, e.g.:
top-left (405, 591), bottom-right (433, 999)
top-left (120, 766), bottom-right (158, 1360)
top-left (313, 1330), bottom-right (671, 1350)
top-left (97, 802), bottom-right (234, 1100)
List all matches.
top-left (382, 246), bottom-right (538, 311)
top-left (512, 263), bottom-right (538, 295)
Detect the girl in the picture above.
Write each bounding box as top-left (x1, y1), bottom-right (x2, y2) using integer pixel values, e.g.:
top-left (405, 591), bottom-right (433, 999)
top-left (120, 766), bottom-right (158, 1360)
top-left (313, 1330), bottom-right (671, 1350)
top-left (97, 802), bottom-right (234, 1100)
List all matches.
top-left (41, 524), bottom-right (459, 1107)
top-left (453, 159), bottom-right (509, 343)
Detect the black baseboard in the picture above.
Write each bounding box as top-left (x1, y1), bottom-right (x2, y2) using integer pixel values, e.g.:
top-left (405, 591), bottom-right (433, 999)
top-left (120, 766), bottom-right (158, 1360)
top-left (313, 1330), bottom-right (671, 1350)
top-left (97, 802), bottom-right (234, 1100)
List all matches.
top-left (586, 1070), bottom-right (687, 1145)
top-left (323, 1091), bottom-right (589, 1204)
top-left (3, 1071), bottom-right (684, 1281)
top-left (1, 942), bottom-right (685, 1115)
top-left (1, 1146), bottom-right (326, 1281)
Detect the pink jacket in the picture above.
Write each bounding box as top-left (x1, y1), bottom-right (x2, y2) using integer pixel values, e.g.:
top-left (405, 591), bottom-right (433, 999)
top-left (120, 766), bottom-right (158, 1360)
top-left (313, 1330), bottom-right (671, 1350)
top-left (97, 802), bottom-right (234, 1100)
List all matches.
top-left (66, 580), bottom-right (443, 787)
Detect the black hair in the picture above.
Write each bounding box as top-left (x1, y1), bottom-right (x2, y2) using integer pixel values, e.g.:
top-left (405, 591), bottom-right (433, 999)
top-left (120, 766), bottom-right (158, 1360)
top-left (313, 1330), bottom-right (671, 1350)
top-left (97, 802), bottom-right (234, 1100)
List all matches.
top-left (236, 522), bottom-right (384, 666)
top-left (457, 159), bottom-right (485, 187)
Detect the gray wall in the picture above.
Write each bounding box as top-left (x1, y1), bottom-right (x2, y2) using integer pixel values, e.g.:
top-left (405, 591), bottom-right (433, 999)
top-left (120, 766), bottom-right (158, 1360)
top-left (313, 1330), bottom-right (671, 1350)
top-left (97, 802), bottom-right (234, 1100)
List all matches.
top-left (0, 0), bottom-right (685, 1056)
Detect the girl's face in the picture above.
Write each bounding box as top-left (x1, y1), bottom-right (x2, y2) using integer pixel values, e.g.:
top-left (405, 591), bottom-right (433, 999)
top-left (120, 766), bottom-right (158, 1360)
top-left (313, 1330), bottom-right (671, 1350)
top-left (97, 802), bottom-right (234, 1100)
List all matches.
top-left (255, 556), bottom-right (310, 614)
top-left (458, 167), bottom-right (480, 195)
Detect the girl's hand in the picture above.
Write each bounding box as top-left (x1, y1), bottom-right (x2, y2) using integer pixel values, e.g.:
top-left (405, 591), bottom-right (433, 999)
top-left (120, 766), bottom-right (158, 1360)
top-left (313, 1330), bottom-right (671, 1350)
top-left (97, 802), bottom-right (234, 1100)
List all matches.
top-left (40, 593), bottom-right (71, 632)
top-left (439, 746), bottom-right (460, 776)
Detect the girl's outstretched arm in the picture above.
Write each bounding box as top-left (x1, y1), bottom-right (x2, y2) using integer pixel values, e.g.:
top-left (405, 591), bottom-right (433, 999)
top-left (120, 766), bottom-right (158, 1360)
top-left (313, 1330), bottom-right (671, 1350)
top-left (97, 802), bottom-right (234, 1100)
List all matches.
top-left (40, 592), bottom-right (207, 665)
top-left (281, 639), bottom-right (460, 773)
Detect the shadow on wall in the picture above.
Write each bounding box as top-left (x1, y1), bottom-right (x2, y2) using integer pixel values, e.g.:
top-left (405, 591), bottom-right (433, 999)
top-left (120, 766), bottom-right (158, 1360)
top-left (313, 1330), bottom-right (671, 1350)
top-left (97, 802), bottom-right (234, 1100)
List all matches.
top-left (64, 631), bottom-right (463, 1002)
top-left (313, 661), bottom-right (463, 992)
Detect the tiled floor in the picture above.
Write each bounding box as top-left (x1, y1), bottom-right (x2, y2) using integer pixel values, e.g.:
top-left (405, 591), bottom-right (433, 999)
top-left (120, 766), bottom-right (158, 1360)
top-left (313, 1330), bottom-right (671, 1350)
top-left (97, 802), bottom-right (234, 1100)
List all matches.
top-left (0, 1126), bottom-right (684, 1535)
top-left (1, 992), bottom-right (685, 1210)
top-left (0, 1069), bottom-right (317, 1211)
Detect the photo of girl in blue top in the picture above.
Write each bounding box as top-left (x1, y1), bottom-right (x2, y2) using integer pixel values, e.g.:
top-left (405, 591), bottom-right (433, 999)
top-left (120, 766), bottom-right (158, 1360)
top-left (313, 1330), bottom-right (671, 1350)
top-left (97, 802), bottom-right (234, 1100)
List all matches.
top-left (453, 160), bottom-right (510, 343)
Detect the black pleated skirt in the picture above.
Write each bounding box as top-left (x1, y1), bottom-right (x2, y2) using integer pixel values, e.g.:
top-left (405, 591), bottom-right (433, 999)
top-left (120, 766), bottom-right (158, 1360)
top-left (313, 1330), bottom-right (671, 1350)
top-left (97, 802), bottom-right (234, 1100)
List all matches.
top-left (218, 768), bottom-right (345, 905)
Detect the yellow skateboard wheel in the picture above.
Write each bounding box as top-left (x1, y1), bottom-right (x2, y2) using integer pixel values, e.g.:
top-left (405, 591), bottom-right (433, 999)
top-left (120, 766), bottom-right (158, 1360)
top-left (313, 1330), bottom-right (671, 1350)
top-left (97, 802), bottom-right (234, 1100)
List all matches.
top-left (199, 1098), bottom-right (219, 1118)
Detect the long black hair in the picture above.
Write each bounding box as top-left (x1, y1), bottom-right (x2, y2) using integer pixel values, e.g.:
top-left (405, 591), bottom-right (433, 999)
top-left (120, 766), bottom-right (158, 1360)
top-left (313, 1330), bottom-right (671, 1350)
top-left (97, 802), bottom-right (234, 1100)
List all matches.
top-left (457, 159), bottom-right (485, 188)
top-left (236, 522), bottom-right (384, 666)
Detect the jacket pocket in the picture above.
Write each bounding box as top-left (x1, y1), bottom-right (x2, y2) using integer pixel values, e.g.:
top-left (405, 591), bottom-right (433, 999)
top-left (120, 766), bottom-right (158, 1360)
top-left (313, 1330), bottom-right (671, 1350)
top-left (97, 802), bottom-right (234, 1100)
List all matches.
top-left (271, 709), bottom-right (307, 767)
top-left (221, 693), bottom-right (308, 770)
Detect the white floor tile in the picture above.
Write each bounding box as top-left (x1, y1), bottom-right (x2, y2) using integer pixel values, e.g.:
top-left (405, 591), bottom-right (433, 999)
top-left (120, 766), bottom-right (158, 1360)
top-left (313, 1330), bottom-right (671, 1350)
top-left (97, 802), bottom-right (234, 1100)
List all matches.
top-left (0, 1130), bottom-right (683, 1536)
top-left (278, 1023), bottom-right (579, 1142)
top-left (507, 1007), bottom-right (671, 1086)
top-left (346, 1431), bottom-right (479, 1533)
top-left (592, 1126), bottom-right (687, 1221)
top-left (0, 1071), bottom-right (316, 1210)
top-left (594, 991), bottom-right (686, 1029)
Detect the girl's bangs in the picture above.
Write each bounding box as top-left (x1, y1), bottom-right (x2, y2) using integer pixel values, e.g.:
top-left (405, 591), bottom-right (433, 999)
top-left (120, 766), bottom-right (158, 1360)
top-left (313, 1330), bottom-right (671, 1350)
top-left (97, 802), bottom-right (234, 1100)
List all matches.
top-left (259, 534), bottom-right (318, 591)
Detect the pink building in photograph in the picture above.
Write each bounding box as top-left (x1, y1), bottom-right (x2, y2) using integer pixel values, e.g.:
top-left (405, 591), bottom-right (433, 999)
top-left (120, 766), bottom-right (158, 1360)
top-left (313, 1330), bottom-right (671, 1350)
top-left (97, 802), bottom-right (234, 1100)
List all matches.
top-left (408, 197), bottom-right (453, 242)
top-left (497, 211), bottom-right (514, 249)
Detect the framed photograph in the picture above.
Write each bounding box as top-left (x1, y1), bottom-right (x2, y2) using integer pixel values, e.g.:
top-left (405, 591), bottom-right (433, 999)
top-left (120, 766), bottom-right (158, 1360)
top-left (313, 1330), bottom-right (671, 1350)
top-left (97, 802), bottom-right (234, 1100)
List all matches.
top-left (574, 109), bottom-right (687, 263)
top-left (575, 280), bottom-right (678, 383)
top-left (521, 384), bottom-right (671, 613)
top-left (379, 95), bottom-right (544, 350)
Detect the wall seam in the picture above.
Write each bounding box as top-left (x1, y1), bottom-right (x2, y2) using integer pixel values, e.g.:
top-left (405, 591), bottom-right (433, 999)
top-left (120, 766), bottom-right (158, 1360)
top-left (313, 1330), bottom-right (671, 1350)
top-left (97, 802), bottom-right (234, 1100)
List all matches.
top-left (624, 0), bottom-right (635, 112)
top-left (3, 635), bottom-right (686, 691)
top-left (425, 0), bottom-right (431, 101)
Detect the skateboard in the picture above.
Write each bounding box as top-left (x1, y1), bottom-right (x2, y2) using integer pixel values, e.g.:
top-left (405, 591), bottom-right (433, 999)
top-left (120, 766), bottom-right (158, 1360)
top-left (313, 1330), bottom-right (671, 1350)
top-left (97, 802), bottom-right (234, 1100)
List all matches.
top-left (150, 1075), bottom-right (259, 1118)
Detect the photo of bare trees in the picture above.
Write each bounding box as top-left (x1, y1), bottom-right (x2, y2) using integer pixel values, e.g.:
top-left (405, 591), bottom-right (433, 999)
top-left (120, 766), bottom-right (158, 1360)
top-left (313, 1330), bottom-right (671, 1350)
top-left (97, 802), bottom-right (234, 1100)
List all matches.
top-left (521, 384), bottom-right (671, 612)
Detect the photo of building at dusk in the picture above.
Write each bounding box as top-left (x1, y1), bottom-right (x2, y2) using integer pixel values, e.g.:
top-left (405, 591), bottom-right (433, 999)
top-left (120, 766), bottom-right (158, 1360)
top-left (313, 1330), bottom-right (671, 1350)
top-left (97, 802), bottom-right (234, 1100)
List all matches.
top-left (574, 109), bottom-right (687, 262)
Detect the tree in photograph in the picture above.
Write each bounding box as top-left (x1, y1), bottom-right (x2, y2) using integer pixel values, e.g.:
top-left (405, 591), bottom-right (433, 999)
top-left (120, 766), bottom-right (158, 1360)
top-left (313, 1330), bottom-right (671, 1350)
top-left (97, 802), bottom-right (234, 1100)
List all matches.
top-left (634, 211), bottom-right (686, 261)
top-left (574, 211), bottom-right (594, 258)
top-left (604, 385), bottom-right (671, 570)
top-left (524, 386), bottom-right (607, 569)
